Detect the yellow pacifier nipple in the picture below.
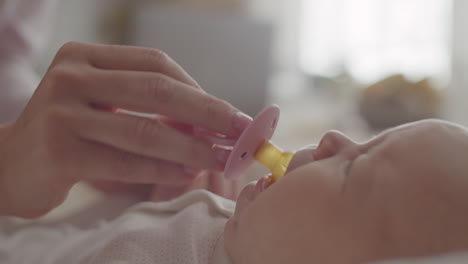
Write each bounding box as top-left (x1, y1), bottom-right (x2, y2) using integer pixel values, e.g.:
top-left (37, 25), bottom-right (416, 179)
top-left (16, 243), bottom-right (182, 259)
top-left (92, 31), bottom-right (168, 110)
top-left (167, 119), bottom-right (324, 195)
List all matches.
top-left (254, 140), bottom-right (294, 182)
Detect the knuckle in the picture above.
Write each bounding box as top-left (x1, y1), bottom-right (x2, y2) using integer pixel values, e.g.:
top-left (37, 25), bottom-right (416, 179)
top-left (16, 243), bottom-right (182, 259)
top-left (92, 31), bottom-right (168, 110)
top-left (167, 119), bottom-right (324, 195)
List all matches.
top-left (48, 66), bottom-right (75, 84)
top-left (55, 41), bottom-right (83, 61)
top-left (133, 118), bottom-right (162, 146)
top-left (201, 96), bottom-right (226, 121)
top-left (144, 74), bottom-right (173, 104)
top-left (46, 66), bottom-right (86, 98)
top-left (143, 48), bottom-right (169, 68)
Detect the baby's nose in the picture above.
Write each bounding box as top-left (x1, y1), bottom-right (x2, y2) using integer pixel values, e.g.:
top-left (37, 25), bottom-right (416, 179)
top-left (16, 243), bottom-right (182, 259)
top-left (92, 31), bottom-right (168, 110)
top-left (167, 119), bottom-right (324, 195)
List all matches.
top-left (285, 131), bottom-right (357, 174)
top-left (286, 146), bottom-right (316, 173)
top-left (314, 130), bottom-right (356, 160)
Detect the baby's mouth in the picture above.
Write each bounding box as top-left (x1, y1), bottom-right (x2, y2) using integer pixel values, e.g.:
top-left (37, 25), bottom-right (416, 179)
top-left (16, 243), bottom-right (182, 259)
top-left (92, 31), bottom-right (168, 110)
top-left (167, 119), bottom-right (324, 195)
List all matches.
top-left (232, 147), bottom-right (317, 220)
top-left (233, 175), bottom-right (274, 219)
top-left (255, 174), bottom-right (275, 192)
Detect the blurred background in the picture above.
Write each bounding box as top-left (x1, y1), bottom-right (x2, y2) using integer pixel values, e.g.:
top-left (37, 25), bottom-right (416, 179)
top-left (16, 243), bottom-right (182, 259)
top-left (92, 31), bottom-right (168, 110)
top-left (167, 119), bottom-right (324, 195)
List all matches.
top-left (37, 0), bottom-right (468, 147)
top-left (31, 0), bottom-right (468, 215)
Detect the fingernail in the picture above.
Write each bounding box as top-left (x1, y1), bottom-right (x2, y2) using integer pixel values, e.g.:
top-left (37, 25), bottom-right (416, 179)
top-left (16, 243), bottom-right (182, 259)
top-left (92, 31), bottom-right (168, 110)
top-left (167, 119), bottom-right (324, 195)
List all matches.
top-left (213, 145), bottom-right (232, 169)
top-left (232, 112), bottom-right (252, 135)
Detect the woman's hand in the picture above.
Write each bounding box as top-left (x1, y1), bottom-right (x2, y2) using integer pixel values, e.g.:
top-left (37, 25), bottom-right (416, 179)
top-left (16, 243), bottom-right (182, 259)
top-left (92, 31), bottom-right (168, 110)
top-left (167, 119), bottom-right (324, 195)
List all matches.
top-left (0, 42), bottom-right (251, 218)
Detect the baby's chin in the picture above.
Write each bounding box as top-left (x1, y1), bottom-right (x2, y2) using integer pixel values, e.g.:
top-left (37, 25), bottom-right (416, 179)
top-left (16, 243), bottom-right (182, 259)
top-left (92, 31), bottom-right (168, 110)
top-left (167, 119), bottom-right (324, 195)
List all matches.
top-left (224, 177), bottom-right (274, 248)
top-left (233, 176), bottom-right (275, 217)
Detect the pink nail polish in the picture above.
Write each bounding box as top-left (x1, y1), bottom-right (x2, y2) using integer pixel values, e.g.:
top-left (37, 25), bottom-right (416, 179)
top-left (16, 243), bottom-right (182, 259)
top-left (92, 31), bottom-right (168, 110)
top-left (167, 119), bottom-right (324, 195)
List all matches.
top-left (233, 112), bottom-right (252, 135)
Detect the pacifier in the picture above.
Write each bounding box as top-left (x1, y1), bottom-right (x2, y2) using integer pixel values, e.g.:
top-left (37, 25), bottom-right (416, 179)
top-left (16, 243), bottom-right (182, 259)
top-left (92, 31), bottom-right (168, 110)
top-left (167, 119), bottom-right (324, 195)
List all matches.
top-left (224, 105), bottom-right (294, 182)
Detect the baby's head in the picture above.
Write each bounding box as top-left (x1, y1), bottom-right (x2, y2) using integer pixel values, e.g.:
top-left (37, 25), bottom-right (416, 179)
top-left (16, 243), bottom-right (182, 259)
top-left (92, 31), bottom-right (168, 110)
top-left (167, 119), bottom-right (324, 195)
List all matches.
top-left (224, 119), bottom-right (468, 264)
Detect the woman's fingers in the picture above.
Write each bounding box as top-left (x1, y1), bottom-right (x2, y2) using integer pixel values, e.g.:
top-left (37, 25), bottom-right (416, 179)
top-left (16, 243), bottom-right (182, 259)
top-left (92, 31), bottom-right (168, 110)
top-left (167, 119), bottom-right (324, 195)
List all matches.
top-left (79, 43), bottom-right (201, 88)
top-left (148, 171), bottom-right (210, 201)
top-left (74, 108), bottom-right (230, 170)
top-left (77, 140), bottom-right (199, 184)
top-left (81, 69), bottom-right (251, 137)
top-left (3, 41), bottom-right (251, 218)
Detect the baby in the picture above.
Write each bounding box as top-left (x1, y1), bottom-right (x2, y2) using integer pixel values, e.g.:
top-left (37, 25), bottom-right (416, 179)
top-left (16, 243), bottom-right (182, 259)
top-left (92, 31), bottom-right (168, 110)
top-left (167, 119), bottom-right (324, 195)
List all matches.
top-left (2, 119), bottom-right (468, 263)
top-left (225, 119), bottom-right (468, 263)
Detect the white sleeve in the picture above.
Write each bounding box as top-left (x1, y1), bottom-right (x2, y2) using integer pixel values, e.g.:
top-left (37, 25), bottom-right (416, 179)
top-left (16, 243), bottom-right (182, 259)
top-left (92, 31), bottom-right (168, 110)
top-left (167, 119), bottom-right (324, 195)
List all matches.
top-left (0, 0), bottom-right (57, 123)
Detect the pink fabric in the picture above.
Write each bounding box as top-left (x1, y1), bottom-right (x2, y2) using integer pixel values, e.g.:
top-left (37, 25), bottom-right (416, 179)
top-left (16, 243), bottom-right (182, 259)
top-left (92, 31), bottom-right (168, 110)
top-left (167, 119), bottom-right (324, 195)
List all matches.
top-left (0, 0), bottom-right (57, 123)
top-left (0, 0), bottom-right (56, 60)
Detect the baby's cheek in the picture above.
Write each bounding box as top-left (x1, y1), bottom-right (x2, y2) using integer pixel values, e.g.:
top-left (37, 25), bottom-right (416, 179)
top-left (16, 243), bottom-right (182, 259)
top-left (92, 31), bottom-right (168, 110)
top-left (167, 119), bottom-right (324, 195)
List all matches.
top-left (226, 163), bottom-right (345, 263)
top-left (232, 190), bottom-right (301, 261)
top-left (224, 207), bottom-right (272, 264)
top-left (223, 218), bottom-right (240, 261)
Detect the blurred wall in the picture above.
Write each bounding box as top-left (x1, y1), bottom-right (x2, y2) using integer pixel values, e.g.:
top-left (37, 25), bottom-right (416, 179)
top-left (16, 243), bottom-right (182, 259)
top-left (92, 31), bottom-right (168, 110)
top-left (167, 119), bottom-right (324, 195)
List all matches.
top-left (37, 0), bottom-right (125, 74)
top-left (38, 0), bottom-right (299, 75)
top-left (449, 0), bottom-right (468, 127)
top-left (36, 0), bottom-right (279, 117)
top-left (248, 0), bottom-right (300, 71)
top-left (127, 4), bottom-right (273, 115)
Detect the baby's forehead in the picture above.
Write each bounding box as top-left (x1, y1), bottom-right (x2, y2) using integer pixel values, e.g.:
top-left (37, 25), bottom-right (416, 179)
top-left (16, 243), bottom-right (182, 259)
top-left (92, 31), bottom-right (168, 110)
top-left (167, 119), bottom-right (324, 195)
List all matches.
top-left (385, 120), bottom-right (468, 142)
top-left (378, 120), bottom-right (468, 162)
top-left (366, 122), bottom-right (468, 191)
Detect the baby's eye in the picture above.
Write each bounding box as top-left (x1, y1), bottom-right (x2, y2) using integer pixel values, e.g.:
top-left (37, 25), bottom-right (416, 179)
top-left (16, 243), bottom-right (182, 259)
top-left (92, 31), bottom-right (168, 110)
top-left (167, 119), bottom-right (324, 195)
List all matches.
top-left (341, 158), bottom-right (357, 193)
top-left (345, 159), bottom-right (355, 175)
top-left (344, 153), bottom-right (362, 177)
